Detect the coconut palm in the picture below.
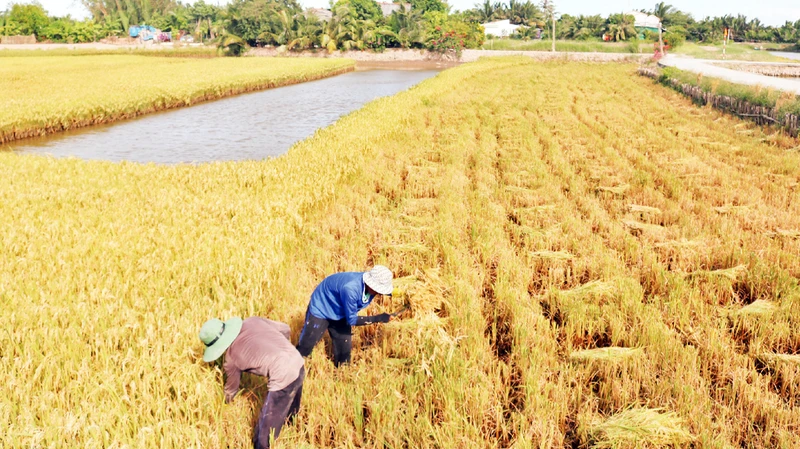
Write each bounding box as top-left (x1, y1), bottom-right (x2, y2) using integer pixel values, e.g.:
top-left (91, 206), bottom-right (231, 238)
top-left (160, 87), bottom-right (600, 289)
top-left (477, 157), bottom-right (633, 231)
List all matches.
top-left (505, 0), bottom-right (542, 27)
top-left (604, 13), bottom-right (635, 41)
top-left (321, 4), bottom-right (362, 52)
top-left (652, 2), bottom-right (674, 26)
top-left (474, 0), bottom-right (501, 23)
top-left (216, 33), bottom-right (248, 55)
top-left (287, 12), bottom-right (323, 50)
top-left (388, 4), bottom-right (425, 48)
top-left (258, 8), bottom-right (295, 45)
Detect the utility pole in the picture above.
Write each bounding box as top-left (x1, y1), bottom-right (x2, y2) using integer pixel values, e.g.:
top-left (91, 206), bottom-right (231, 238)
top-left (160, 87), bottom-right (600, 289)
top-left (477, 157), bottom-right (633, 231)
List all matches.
top-left (722, 27), bottom-right (728, 60)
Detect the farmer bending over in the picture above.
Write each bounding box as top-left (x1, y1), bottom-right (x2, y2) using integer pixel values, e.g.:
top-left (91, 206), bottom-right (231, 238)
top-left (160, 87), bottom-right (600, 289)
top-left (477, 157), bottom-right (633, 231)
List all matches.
top-left (199, 316), bottom-right (304, 449)
top-left (296, 265), bottom-right (394, 366)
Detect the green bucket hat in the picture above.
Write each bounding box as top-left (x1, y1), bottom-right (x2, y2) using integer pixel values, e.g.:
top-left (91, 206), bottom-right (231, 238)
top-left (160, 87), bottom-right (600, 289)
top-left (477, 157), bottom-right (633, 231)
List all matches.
top-left (199, 317), bottom-right (243, 362)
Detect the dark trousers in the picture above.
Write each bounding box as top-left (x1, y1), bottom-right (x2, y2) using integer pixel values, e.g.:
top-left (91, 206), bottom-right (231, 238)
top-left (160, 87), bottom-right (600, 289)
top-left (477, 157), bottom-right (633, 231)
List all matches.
top-left (296, 310), bottom-right (353, 367)
top-left (253, 366), bottom-right (305, 449)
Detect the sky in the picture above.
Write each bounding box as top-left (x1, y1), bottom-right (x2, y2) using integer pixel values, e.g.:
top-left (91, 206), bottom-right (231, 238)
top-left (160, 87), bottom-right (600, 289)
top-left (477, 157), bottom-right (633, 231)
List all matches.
top-left (13, 0), bottom-right (800, 28)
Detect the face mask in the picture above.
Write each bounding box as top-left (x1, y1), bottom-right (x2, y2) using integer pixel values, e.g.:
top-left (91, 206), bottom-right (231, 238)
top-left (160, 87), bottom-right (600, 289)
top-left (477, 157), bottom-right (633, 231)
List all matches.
top-left (362, 291), bottom-right (374, 304)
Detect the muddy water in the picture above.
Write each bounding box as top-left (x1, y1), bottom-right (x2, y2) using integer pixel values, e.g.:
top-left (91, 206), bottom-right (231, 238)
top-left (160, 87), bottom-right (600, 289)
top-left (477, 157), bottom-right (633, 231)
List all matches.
top-left (4, 65), bottom-right (443, 164)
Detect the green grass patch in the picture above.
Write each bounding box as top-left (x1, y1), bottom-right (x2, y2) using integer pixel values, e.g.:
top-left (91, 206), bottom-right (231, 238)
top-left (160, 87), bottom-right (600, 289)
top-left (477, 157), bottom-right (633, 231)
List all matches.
top-left (0, 46), bottom-right (219, 58)
top-left (672, 42), bottom-right (794, 62)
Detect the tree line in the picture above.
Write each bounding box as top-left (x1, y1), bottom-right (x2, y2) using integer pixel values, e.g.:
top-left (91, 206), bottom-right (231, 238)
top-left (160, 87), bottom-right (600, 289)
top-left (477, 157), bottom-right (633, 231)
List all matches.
top-left (1, 0), bottom-right (798, 52)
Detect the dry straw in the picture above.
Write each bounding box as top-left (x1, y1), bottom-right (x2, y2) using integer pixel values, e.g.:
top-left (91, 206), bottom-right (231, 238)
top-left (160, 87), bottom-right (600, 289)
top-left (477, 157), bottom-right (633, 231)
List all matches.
top-left (589, 408), bottom-right (693, 448)
top-left (621, 219), bottom-right (667, 238)
top-left (736, 299), bottom-right (777, 316)
top-left (569, 347), bottom-right (643, 363)
top-left (757, 352), bottom-right (800, 367)
top-left (653, 239), bottom-right (704, 248)
top-left (596, 184), bottom-right (631, 195)
top-left (766, 229), bottom-right (800, 239)
top-left (391, 268), bottom-right (449, 314)
top-left (713, 205), bottom-right (750, 214)
top-left (558, 280), bottom-right (617, 299)
top-left (682, 264), bottom-right (748, 281)
top-left (628, 204), bottom-right (662, 215)
top-left (530, 250), bottom-right (575, 260)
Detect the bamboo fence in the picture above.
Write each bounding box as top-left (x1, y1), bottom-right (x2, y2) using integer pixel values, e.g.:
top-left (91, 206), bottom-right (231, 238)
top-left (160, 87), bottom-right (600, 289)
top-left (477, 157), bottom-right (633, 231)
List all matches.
top-left (638, 67), bottom-right (800, 137)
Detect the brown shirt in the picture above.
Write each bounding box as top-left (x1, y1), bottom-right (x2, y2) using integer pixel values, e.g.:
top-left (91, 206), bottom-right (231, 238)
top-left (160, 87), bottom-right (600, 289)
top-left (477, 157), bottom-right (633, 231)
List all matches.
top-left (223, 317), bottom-right (304, 401)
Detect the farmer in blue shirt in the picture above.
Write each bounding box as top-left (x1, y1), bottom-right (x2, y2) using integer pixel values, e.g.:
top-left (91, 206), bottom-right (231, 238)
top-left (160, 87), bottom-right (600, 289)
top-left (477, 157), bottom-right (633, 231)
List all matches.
top-left (296, 265), bottom-right (394, 366)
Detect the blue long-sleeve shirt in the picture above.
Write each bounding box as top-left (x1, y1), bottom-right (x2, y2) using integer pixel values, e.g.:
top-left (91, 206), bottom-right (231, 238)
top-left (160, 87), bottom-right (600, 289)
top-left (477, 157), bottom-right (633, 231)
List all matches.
top-left (308, 272), bottom-right (372, 325)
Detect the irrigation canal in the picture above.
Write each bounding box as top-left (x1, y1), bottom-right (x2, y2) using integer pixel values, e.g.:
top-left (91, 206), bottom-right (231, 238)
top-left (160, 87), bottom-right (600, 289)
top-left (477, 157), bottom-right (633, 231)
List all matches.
top-left (3, 64), bottom-right (444, 164)
top-left (771, 51), bottom-right (800, 61)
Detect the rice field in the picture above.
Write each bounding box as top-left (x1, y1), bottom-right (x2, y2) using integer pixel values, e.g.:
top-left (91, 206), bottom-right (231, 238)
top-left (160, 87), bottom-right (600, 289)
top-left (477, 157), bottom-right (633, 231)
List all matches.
top-left (2, 57), bottom-right (800, 448)
top-left (0, 55), bottom-right (354, 144)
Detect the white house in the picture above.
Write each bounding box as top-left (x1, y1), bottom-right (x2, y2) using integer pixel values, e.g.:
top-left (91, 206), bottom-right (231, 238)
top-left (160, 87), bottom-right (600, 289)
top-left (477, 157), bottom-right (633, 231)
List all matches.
top-left (628, 11), bottom-right (661, 32)
top-left (481, 19), bottom-right (520, 38)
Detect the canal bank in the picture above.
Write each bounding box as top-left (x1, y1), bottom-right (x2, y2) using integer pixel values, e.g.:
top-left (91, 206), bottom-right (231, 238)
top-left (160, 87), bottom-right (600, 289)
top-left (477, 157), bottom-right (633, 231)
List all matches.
top-left (249, 47), bottom-right (651, 63)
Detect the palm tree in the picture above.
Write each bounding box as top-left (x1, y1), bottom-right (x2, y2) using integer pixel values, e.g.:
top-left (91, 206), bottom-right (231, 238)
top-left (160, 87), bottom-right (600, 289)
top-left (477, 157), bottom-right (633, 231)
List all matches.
top-left (388, 5), bottom-right (425, 48)
top-left (82, 0), bottom-right (177, 34)
top-left (604, 13), bottom-right (635, 42)
top-left (505, 0), bottom-right (542, 26)
top-left (652, 2), bottom-right (674, 26)
top-left (321, 4), bottom-right (361, 52)
top-left (474, 0), bottom-right (500, 23)
top-left (729, 14), bottom-right (748, 42)
top-left (258, 9), bottom-right (295, 45)
top-left (217, 33), bottom-right (248, 55)
top-left (287, 12), bottom-right (322, 50)
top-left (564, 15), bottom-right (599, 40)
top-left (746, 18), bottom-right (762, 41)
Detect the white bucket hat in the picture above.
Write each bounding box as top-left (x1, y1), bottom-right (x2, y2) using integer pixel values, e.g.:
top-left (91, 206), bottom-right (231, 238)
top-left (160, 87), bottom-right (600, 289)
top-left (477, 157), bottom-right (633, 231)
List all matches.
top-left (363, 265), bottom-right (393, 295)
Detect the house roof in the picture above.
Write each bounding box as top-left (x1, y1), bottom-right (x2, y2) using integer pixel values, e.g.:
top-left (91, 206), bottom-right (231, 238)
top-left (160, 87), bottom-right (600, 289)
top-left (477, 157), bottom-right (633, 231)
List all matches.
top-left (307, 7), bottom-right (332, 21)
top-left (628, 11), bottom-right (661, 29)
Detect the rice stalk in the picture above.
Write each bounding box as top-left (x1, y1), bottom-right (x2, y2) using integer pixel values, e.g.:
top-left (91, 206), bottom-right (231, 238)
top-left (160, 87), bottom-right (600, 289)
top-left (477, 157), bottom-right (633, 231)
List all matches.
top-left (628, 204), bottom-right (662, 215)
top-left (682, 264), bottom-right (747, 281)
top-left (653, 239), bottom-right (704, 248)
top-left (736, 300), bottom-right (777, 316)
top-left (589, 408), bottom-right (693, 448)
top-left (558, 280), bottom-right (617, 299)
top-left (713, 205), bottom-right (749, 214)
top-left (766, 229), bottom-right (800, 239)
top-left (569, 347), bottom-right (643, 363)
top-left (621, 219), bottom-right (667, 237)
top-left (756, 352), bottom-right (800, 367)
top-left (596, 184), bottom-right (631, 195)
top-left (530, 250), bottom-right (575, 260)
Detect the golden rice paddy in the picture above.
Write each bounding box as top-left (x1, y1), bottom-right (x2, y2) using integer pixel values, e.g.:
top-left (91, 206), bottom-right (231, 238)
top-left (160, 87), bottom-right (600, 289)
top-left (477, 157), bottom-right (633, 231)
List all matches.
top-left (1, 57), bottom-right (799, 448)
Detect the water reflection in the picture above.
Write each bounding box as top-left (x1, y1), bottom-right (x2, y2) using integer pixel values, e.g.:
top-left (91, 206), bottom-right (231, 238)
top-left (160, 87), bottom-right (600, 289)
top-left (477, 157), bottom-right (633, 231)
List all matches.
top-left (5, 67), bottom-right (441, 164)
